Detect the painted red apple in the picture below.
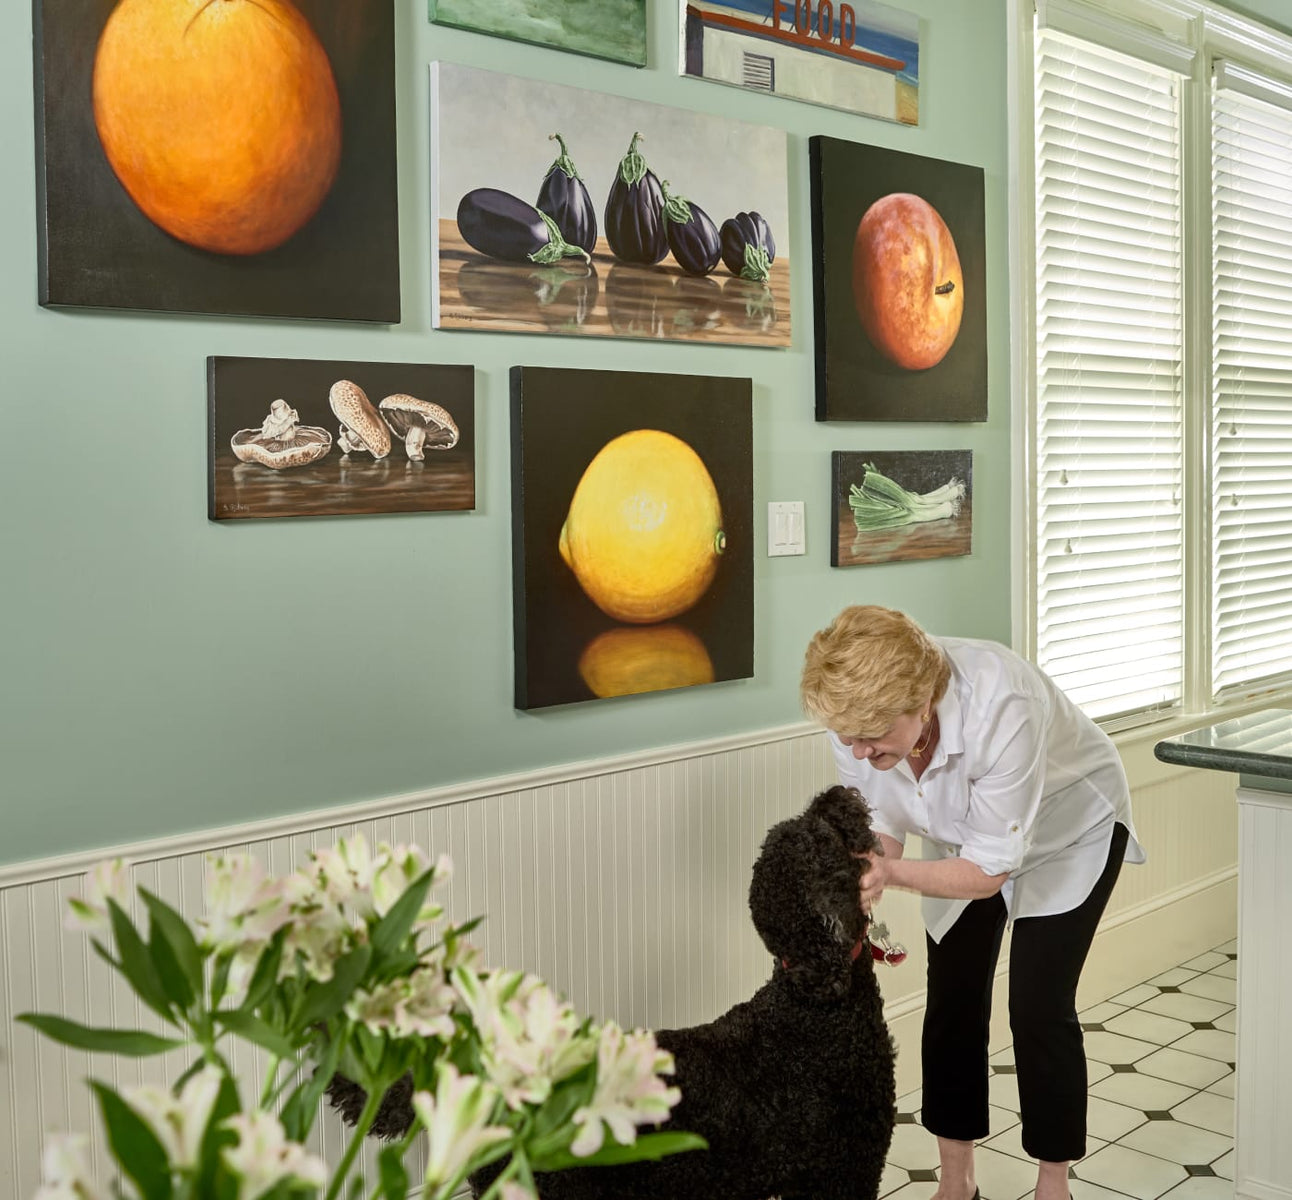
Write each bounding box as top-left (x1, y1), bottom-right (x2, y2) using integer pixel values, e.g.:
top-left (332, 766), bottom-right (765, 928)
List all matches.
top-left (851, 193), bottom-right (964, 370)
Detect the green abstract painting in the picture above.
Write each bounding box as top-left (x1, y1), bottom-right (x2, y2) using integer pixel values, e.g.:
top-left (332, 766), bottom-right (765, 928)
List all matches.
top-left (429, 0), bottom-right (647, 66)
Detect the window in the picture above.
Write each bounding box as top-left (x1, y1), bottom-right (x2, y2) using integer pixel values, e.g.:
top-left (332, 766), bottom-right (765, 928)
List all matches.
top-left (1019, 0), bottom-right (1292, 728)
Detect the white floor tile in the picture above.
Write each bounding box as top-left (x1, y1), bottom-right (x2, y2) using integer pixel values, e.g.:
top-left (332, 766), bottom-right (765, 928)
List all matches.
top-left (1171, 1090), bottom-right (1234, 1138)
top-left (1090, 1071), bottom-right (1194, 1112)
top-left (1138, 993), bottom-right (1231, 1025)
top-left (1205, 1072), bottom-right (1235, 1100)
top-left (1104, 1009), bottom-right (1194, 1047)
top-left (1179, 975), bottom-right (1236, 1005)
top-left (1120, 1119), bottom-right (1231, 1167)
top-left (882, 1182), bottom-right (940, 1200)
top-left (1071, 1178), bottom-right (1144, 1200)
top-left (1075, 1143), bottom-right (1188, 1200)
top-left (880, 1161), bottom-right (911, 1197)
top-left (989, 1103), bottom-right (1021, 1134)
top-left (1160, 1177), bottom-right (1238, 1200)
top-left (990, 1046), bottom-right (1016, 1067)
top-left (1085, 1030), bottom-right (1159, 1065)
top-left (1111, 984), bottom-right (1161, 1007)
top-left (897, 1088), bottom-right (922, 1116)
top-left (988, 1072), bottom-right (1021, 1113)
top-left (886, 1120), bottom-right (942, 1171)
top-left (1212, 1010), bottom-right (1236, 1034)
top-left (1087, 1059), bottom-right (1115, 1085)
top-left (974, 1143), bottom-right (1039, 1200)
top-left (1135, 1047), bottom-right (1231, 1089)
top-left (1212, 1149), bottom-right (1234, 1181)
top-left (1214, 939), bottom-right (1237, 955)
top-left (1086, 1095), bottom-right (1149, 1143)
top-left (1080, 1001), bottom-right (1129, 1025)
top-left (1181, 951), bottom-right (1228, 972)
top-left (1209, 959), bottom-right (1236, 980)
top-left (1169, 1029), bottom-right (1235, 1065)
top-left (1150, 968), bottom-right (1200, 987)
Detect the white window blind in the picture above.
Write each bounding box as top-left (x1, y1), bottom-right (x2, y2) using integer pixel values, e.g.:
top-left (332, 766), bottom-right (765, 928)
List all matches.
top-left (1033, 30), bottom-right (1185, 723)
top-left (1211, 75), bottom-right (1292, 698)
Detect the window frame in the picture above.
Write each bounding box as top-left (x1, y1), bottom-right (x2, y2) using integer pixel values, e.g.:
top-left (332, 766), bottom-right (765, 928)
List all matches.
top-left (1009, 0), bottom-right (1292, 738)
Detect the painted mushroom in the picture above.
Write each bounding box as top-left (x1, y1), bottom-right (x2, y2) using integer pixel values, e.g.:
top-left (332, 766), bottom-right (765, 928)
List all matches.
top-left (329, 379), bottom-right (391, 459)
top-left (230, 399), bottom-right (332, 470)
top-left (378, 394), bottom-right (460, 461)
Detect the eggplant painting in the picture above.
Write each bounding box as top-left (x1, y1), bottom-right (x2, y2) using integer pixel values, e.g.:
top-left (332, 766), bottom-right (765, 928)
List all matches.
top-left (430, 61), bottom-right (791, 347)
top-left (430, 0), bottom-right (647, 67)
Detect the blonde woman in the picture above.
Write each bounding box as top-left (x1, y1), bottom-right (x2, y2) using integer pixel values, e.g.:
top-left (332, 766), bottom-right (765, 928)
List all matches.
top-left (801, 606), bottom-right (1144, 1200)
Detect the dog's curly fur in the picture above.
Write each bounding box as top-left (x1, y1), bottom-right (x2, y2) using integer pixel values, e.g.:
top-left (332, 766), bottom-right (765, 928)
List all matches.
top-left (328, 784), bottom-right (897, 1200)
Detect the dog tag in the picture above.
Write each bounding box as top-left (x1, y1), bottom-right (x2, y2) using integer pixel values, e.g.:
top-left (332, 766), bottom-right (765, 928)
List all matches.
top-left (867, 919), bottom-right (908, 967)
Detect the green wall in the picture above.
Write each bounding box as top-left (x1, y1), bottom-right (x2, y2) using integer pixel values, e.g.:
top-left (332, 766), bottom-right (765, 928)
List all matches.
top-left (1, 0), bottom-right (1015, 865)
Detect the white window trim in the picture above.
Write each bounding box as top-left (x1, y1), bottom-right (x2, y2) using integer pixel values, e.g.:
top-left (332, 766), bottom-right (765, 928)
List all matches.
top-left (1009, 0), bottom-right (1292, 742)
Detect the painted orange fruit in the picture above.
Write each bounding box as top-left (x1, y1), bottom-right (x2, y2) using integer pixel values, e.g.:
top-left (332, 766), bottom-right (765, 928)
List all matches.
top-left (92, 0), bottom-right (342, 256)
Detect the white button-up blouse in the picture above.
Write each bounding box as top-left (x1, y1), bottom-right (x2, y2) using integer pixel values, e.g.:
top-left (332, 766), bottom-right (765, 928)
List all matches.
top-left (829, 636), bottom-right (1145, 942)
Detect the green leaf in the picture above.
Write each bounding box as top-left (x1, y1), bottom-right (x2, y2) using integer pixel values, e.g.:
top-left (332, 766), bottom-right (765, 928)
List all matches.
top-left (369, 867), bottom-right (435, 963)
top-left (194, 1072), bottom-right (241, 1199)
top-left (294, 944), bottom-right (372, 1030)
top-left (108, 899), bottom-right (176, 1025)
top-left (530, 1067), bottom-right (595, 1146)
top-left (91, 1080), bottom-right (175, 1200)
top-left (16, 1013), bottom-right (186, 1057)
top-left (280, 1033), bottom-right (344, 1143)
top-left (239, 926), bottom-right (287, 1013)
top-left (210, 953), bottom-right (233, 1011)
top-left (531, 1130), bottom-right (707, 1173)
top-left (214, 1009), bottom-right (297, 1059)
top-left (377, 1145), bottom-right (409, 1200)
top-left (141, 889), bottom-right (204, 1003)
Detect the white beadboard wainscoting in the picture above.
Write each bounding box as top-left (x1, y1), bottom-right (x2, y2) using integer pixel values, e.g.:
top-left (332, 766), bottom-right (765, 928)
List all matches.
top-left (0, 724), bottom-right (1238, 1198)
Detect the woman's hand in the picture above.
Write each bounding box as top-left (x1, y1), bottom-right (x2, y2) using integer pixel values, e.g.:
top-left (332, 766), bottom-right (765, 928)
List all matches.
top-left (858, 851), bottom-right (891, 913)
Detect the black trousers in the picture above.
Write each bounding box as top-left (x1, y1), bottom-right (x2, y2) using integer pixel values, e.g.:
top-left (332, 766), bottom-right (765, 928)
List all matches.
top-left (920, 823), bottom-right (1130, 1163)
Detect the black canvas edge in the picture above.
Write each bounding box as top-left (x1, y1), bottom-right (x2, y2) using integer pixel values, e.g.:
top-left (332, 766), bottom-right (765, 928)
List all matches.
top-left (206, 356), bottom-right (221, 522)
top-left (808, 135), bottom-right (830, 422)
top-left (829, 449), bottom-right (842, 567)
top-left (32, 0), bottom-right (51, 308)
top-left (509, 366), bottom-right (531, 711)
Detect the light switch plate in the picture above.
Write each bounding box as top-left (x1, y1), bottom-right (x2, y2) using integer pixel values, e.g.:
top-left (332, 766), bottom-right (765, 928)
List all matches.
top-left (768, 501), bottom-right (806, 556)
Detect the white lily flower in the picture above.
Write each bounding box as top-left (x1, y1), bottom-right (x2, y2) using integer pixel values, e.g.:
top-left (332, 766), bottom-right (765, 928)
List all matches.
top-left (411, 1065), bottom-right (511, 1191)
top-left (346, 958), bottom-right (456, 1041)
top-left (500, 1184), bottom-right (538, 1200)
top-left (570, 1024), bottom-right (680, 1158)
top-left (124, 1065), bottom-right (224, 1167)
top-left (372, 845), bottom-right (451, 928)
top-left (33, 1133), bottom-right (107, 1200)
top-left (279, 874), bottom-right (355, 983)
top-left (307, 835), bottom-right (375, 916)
top-left (453, 968), bottom-right (596, 1110)
top-left (197, 855), bottom-right (291, 955)
top-left (65, 859), bottom-right (131, 940)
top-left (222, 1111), bottom-right (327, 1200)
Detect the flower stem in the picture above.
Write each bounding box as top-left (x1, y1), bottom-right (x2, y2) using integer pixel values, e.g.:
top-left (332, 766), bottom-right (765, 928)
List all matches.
top-left (325, 1086), bottom-right (384, 1200)
top-left (258, 1054), bottom-right (281, 1108)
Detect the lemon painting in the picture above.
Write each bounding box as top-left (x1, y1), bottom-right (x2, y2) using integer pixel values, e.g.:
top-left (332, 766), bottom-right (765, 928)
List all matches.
top-left (511, 366), bottom-right (753, 709)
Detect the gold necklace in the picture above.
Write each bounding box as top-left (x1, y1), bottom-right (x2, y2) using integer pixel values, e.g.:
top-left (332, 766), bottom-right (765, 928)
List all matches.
top-left (909, 713), bottom-right (934, 759)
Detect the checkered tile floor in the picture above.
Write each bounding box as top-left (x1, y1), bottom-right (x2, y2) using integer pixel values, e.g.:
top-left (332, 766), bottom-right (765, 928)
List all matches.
top-left (881, 940), bottom-right (1238, 1200)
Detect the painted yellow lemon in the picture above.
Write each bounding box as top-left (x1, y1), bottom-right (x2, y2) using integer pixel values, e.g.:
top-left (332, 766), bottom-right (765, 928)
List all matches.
top-left (578, 625), bottom-right (716, 698)
top-left (559, 429), bottom-right (725, 624)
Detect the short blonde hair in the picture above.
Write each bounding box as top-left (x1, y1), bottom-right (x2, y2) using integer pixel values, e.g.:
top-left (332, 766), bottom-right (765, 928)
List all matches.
top-left (800, 605), bottom-right (951, 736)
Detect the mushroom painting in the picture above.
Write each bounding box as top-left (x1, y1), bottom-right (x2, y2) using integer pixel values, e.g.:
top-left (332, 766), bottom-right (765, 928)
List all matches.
top-left (208, 357), bottom-right (474, 521)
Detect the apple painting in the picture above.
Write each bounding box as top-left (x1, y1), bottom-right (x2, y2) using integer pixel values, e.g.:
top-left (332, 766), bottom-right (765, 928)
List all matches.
top-left (809, 136), bottom-right (986, 422)
top-left (852, 193), bottom-right (964, 370)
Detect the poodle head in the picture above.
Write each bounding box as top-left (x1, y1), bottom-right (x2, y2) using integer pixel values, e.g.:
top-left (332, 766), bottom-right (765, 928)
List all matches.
top-left (748, 785), bottom-right (881, 999)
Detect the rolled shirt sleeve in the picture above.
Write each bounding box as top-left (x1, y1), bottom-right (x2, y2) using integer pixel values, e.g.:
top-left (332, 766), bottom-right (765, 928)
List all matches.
top-left (955, 690), bottom-right (1050, 878)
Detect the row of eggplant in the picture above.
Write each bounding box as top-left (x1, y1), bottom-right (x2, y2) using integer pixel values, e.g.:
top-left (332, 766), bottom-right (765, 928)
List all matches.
top-left (455, 132), bottom-right (777, 282)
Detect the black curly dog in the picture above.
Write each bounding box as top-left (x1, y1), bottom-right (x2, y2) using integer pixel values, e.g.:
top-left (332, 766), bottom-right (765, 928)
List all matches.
top-left (328, 784), bottom-right (896, 1200)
